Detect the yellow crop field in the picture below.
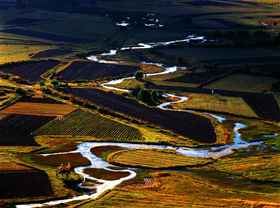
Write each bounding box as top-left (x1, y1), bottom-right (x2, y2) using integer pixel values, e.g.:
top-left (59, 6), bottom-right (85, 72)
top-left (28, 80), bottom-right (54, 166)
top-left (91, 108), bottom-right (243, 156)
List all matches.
top-left (107, 149), bottom-right (213, 168)
top-left (0, 102), bottom-right (77, 116)
top-left (173, 93), bottom-right (258, 118)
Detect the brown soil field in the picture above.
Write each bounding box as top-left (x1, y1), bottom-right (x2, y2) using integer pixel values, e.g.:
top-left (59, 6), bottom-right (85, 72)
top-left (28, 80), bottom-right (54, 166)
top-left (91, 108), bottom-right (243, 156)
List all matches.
top-left (58, 88), bottom-right (216, 143)
top-left (90, 146), bottom-right (127, 157)
top-left (0, 102), bottom-right (77, 116)
top-left (0, 60), bottom-right (60, 82)
top-left (31, 153), bottom-right (91, 169)
top-left (30, 49), bottom-right (74, 58)
top-left (0, 114), bottom-right (54, 146)
top-left (0, 28), bottom-right (96, 43)
top-left (57, 61), bottom-right (140, 81)
top-left (84, 168), bottom-right (130, 181)
top-left (18, 95), bottom-right (63, 104)
top-left (0, 168), bottom-right (54, 199)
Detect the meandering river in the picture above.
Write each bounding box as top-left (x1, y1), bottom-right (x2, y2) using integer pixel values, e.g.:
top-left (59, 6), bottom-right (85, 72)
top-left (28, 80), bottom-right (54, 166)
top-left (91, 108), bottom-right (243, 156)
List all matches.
top-left (17, 36), bottom-right (269, 207)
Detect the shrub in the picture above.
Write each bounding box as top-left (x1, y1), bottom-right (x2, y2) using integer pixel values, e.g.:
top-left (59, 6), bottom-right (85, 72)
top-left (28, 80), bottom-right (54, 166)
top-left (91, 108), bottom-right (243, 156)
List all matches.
top-left (137, 89), bottom-right (152, 102)
top-left (213, 30), bottom-right (223, 38)
top-left (134, 71), bottom-right (144, 80)
top-left (224, 30), bottom-right (235, 39)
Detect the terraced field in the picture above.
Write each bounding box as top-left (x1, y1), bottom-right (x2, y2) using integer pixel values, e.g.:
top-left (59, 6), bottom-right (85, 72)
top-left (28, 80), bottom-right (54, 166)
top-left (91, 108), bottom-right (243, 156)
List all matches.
top-left (33, 109), bottom-right (143, 141)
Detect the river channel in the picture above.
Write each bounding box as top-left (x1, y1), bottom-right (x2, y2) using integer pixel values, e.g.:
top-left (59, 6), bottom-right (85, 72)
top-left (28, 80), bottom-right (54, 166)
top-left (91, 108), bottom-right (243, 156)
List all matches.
top-left (17, 36), bottom-right (273, 207)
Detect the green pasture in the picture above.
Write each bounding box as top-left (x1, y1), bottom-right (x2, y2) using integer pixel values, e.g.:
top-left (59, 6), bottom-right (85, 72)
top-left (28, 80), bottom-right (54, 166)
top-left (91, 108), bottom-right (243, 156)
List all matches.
top-left (173, 93), bottom-right (258, 118)
top-left (204, 74), bottom-right (278, 93)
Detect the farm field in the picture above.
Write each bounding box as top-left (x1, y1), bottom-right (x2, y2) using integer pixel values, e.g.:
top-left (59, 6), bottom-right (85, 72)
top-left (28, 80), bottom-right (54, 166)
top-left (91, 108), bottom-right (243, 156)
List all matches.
top-left (0, 28), bottom-right (97, 43)
top-left (203, 74), bottom-right (278, 93)
top-left (108, 148), bottom-right (213, 168)
top-left (33, 109), bottom-right (143, 142)
top-left (173, 93), bottom-right (259, 118)
top-left (0, 79), bottom-right (17, 87)
top-left (57, 88), bottom-right (217, 143)
top-left (0, 114), bottom-right (54, 146)
top-left (57, 61), bottom-right (140, 81)
top-left (30, 49), bottom-right (75, 58)
top-left (0, 60), bottom-right (60, 82)
top-left (212, 154), bottom-right (280, 182)
top-left (0, 102), bottom-right (77, 116)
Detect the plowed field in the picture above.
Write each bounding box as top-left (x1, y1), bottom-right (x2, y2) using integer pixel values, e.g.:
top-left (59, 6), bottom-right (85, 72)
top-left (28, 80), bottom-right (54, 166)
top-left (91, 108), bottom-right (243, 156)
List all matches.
top-left (57, 61), bottom-right (140, 81)
top-left (58, 88), bottom-right (216, 143)
top-left (0, 114), bottom-right (54, 146)
top-left (0, 60), bottom-right (60, 82)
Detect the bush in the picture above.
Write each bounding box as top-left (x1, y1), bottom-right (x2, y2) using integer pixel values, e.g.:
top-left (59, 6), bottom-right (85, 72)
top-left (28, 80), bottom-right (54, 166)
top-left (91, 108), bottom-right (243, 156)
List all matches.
top-left (15, 87), bottom-right (25, 95)
top-left (137, 89), bottom-right (152, 102)
top-left (235, 30), bottom-right (251, 39)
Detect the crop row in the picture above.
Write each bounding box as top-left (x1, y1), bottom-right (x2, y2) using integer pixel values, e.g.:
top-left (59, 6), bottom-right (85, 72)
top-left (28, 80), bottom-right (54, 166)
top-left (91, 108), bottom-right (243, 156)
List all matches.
top-left (108, 149), bottom-right (213, 168)
top-left (33, 109), bottom-right (143, 141)
top-left (57, 61), bottom-right (140, 81)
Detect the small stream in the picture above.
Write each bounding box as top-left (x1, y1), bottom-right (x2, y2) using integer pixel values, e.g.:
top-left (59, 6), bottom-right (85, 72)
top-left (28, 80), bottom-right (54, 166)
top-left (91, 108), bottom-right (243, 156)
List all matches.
top-left (16, 36), bottom-right (271, 207)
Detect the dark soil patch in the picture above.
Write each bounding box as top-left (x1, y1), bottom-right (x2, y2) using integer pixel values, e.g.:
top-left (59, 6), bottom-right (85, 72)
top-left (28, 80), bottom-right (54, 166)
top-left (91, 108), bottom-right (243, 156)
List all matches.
top-left (0, 60), bottom-right (60, 82)
top-left (165, 71), bottom-right (229, 84)
top-left (0, 28), bottom-right (96, 43)
top-left (243, 94), bottom-right (280, 122)
top-left (84, 168), bottom-right (130, 180)
top-left (48, 145), bottom-right (78, 153)
top-left (0, 168), bottom-right (53, 199)
top-left (181, 1), bottom-right (240, 6)
top-left (57, 61), bottom-right (140, 81)
top-left (31, 49), bottom-right (75, 59)
top-left (57, 88), bottom-right (216, 143)
top-left (0, 114), bottom-right (54, 146)
top-left (31, 153), bottom-right (91, 169)
top-left (91, 146), bottom-right (127, 157)
top-left (18, 96), bottom-right (63, 104)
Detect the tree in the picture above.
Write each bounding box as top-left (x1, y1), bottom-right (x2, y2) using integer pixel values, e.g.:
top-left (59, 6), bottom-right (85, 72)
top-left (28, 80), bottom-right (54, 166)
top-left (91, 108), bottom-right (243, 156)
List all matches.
top-left (182, 16), bottom-right (192, 24)
top-left (253, 30), bottom-right (264, 38)
top-left (212, 61), bottom-right (220, 70)
top-left (51, 79), bottom-right (59, 88)
top-left (224, 30), bottom-right (235, 39)
top-left (137, 89), bottom-right (152, 103)
top-left (15, 87), bottom-right (25, 96)
top-left (212, 30), bottom-right (223, 38)
top-left (134, 71), bottom-right (144, 80)
top-left (235, 30), bottom-right (251, 39)
top-left (38, 80), bottom-right (45, 89)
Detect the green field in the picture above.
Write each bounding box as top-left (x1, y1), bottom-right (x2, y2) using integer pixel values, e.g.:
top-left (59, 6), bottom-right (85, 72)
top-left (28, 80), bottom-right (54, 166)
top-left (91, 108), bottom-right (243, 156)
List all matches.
top-left (204, 74), bottom-right (278, 93)
top-left (33, 109), bottom-right (143, 141)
